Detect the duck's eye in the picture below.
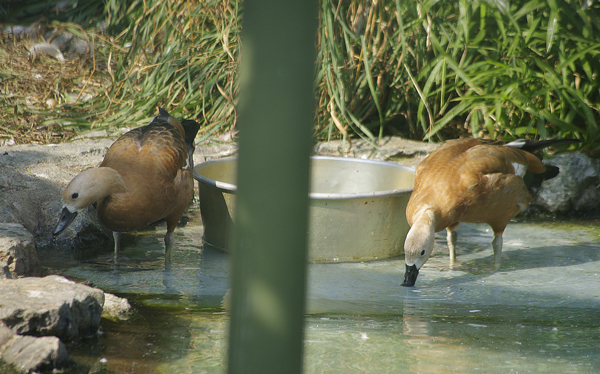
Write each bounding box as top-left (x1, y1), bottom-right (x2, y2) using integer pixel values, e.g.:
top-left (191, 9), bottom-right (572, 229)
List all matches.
top-left (71, 193), bottom-right (79, 199)
top-left (420, 249), bottom-right (426, 256)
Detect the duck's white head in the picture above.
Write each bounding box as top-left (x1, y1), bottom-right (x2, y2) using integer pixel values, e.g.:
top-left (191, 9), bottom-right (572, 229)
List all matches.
top-left (53, 167), bottom-right (126, 235)
top-left (402, 209), bottom-right (436, 287)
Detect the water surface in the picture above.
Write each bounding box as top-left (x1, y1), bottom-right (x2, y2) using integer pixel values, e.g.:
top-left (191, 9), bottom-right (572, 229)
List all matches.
top-left (43, 215), bottom-right (600, 373)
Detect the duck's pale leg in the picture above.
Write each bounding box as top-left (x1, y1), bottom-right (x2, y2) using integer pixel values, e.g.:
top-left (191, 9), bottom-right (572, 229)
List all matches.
top-left (113, 231), bottom-right (121, 263)
top-left (446, 226), bottom-right (458, 263)
top-left (164, 231), bottom-right (174, 268)
top-left (492, 235), bottom-right (503, 269)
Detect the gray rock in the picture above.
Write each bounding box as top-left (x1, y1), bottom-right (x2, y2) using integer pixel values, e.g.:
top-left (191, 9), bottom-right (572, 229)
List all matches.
top-left (0, 325), bottom-right (72, 373)
top-left (101, 293), bottom-right (133, 321)
top-left (0, 275), bottom-right (104, 341)
top-left (66, 37), bottom-right (90, 56)
top-left (0, 223), bottom-right (41, 279)
top-left (531, 152), bottom-right (600, 215)
top-left (47, 30), bottom-right (73, 50)
top-left (44, 30), bottom-right (90, 57)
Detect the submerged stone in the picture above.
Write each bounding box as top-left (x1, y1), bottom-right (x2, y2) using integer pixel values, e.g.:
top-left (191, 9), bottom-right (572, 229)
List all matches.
top-left (102, 292), bottom-right (134, 321)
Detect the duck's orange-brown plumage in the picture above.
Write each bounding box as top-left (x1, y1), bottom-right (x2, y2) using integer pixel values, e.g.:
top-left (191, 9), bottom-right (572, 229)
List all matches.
top-left (54, 108), bottom-right (200, 265)
top-left (406, 138), bottom-right (544, 234)
top-left (97, 115), bottom-right (193, 234)
top-left (402, 137), bottom-right (579, 287)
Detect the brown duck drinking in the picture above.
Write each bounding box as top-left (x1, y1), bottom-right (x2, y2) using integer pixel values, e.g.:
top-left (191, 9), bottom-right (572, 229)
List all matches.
top-left (402, 137), bottom-right (581, 287)
top-left (53, 108), bottom-right (200, 266)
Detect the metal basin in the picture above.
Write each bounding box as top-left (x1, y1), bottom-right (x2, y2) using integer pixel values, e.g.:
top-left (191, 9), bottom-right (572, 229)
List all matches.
top-left (193, 156), bottom-right (414, 262)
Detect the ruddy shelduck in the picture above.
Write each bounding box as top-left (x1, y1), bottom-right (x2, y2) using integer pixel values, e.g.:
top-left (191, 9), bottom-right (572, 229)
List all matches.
top-left (402, 138), bottom-right (580, 287)
top-left (53, 108), bottom-right (200, 266)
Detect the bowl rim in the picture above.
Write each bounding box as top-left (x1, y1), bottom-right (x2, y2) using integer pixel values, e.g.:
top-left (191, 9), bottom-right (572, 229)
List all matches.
top-left (193, 156), bottom-right (414, 200)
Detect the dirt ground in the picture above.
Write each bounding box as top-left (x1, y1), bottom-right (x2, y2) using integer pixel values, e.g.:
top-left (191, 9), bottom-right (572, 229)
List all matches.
top-left (0, 28), bottom-right (105, 145)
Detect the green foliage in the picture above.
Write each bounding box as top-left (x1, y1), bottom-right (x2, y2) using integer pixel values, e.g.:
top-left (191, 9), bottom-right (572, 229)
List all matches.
top-left (3, 0), bottom-right (598, 153)
top-left (317, 0), bottom-right (599, 154)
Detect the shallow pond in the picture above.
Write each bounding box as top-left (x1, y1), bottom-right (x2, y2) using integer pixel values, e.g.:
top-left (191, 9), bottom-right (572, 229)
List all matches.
top-left (42, 212), bottom-right (600, 374)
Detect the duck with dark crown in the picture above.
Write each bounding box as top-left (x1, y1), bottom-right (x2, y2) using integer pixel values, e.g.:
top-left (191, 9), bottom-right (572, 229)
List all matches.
top-left (402, 137), bottom-right (581, 287)
top-left (53, 108), bottom-right (200, 267)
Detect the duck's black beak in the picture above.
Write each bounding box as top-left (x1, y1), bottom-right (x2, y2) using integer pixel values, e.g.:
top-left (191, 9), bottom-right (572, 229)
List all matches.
top-left (401, 264), bottom-right (419, 287)
top-left (53, 207), bottom-right (77, 236)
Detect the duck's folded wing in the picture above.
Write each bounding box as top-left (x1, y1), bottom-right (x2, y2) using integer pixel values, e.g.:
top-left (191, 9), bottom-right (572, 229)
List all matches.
top-left (101, 120), bottom-right (189, 179)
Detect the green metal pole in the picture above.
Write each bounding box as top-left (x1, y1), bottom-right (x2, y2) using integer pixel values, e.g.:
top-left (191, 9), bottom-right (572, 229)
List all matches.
top-left (227, 0), bottom-right (318, 373)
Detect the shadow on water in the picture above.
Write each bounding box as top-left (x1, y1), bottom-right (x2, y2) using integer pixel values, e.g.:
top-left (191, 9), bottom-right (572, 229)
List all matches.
top-left (41, 216), bottom-right (600, 374)
top-left (420, 220), bottom-right (600, 278)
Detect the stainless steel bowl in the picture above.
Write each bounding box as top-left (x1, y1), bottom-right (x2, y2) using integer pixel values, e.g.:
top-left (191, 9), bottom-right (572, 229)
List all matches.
top-left (193, 156), bottom-right (414, 262)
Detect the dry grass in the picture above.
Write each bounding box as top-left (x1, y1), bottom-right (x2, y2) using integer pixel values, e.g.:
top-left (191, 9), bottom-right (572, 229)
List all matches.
top-left (1, 0), bottom-right (240, 145)
top-left (0, 29), bottom-right (106, 144)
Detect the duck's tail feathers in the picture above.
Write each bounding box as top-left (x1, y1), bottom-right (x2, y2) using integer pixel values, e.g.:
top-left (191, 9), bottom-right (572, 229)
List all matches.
top-left (505, 138), bottom-right (582, 153)
top-left (152, 107), bottom-right (174, 126)
top-left (181, 119), bottom-right (201, 166)
top-left (158, 107), bottom-right (170, 118)
top-left (524, 164), bottom-right (560, 198)
top-left (505, 138), bottom-right (581, 196)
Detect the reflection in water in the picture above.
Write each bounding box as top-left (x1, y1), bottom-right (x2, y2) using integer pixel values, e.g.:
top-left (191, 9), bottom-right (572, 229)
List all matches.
top-left (403, 315), bottom-right (467, 374)
top-left (401, 297), bottom-right (600, 374)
